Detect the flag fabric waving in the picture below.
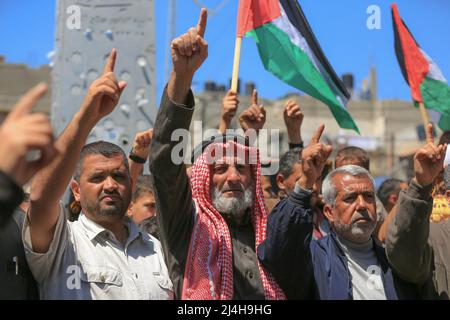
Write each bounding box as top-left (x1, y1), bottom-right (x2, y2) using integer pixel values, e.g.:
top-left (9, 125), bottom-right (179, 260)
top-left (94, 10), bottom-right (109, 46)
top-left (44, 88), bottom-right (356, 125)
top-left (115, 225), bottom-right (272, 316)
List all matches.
top-left (391, 3), bottom-right (450, 131)
top-left (237, 0), bottom-right (360, 134)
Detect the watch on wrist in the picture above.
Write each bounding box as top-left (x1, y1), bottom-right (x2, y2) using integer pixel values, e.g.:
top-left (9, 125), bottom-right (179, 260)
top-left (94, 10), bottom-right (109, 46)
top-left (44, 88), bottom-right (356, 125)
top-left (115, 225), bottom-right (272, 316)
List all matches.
top-left (129, 149), bottom-right (147, 164)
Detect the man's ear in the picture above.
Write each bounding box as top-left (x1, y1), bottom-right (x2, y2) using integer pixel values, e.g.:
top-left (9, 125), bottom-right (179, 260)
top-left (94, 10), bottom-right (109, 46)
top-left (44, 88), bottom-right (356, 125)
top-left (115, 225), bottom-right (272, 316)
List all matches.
top-left (276, 173), bottom-right (285, 191)
top-left (323, 204), bottom-right (334, 223)
top-left (70, 180), bottom-right (81, 202)
top-left (388, 194), bottom-right (398, 205)
top-left (127, 202), bottom-right (134, 217)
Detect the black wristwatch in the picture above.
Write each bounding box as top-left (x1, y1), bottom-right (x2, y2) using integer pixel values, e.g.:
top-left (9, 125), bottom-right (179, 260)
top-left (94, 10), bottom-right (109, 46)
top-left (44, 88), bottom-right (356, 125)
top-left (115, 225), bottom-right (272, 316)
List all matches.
top-left (289, 141), bottom-right (304, 150)
top-left (129, 150), bottom-right (147, 164)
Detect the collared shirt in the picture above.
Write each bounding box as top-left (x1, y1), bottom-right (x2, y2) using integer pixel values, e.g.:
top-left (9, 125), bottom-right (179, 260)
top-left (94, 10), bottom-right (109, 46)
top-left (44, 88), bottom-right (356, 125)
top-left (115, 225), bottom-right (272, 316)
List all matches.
top-left (23, 204), bottom-right (173, 300)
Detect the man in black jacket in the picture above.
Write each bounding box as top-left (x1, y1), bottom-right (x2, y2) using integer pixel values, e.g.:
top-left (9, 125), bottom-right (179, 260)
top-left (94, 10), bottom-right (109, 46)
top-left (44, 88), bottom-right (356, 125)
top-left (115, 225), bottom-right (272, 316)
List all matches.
top-left (258, 125), bottom-right (427, 300)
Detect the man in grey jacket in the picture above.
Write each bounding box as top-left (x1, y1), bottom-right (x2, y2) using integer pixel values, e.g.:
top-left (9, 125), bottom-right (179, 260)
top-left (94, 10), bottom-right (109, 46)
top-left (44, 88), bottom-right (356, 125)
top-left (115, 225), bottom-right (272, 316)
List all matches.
top-left (149, 9), bottom-right (285, 300)
top-left (386, 124), bottom-right (448, 299)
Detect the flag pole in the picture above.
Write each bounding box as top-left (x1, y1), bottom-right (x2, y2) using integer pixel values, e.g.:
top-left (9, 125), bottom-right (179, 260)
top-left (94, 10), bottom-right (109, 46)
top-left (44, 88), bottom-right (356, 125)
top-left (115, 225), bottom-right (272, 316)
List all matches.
top-left (231, 36), bottom-right (243, 93)
top-left (418, 102), bottom-right (432, 140)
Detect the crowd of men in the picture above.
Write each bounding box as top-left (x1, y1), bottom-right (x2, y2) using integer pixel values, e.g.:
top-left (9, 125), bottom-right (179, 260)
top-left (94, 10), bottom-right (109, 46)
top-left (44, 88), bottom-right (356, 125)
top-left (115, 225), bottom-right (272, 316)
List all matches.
top-left (1, 9), bottom-right (450, 300)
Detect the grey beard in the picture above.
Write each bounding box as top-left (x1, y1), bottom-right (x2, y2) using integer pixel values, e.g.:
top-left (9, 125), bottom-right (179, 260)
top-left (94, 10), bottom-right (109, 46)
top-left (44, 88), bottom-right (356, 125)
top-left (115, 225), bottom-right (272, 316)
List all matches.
top-left (211, 186), bottom-right (254, 222)
top-left (333, 212), bottom-right (376, 243)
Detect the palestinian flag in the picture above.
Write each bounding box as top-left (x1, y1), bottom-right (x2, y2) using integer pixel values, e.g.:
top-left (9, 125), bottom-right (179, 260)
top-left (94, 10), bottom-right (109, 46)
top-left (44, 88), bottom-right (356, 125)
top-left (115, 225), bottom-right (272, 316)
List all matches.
top-left (392, 3), bottom-right (450, 130)
top-left (237, 0), bottom-right (360, 133)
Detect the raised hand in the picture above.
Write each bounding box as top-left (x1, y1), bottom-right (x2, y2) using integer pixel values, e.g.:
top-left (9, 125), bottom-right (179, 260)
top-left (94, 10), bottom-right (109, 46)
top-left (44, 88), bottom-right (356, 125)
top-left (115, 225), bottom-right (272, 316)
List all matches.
top-left (168, 8), bottom-right (208, 104)
top-left (283, 100), bottom-right (304, 144)
top-left (80, 48), bottom-right (127, 125)
top-left (298, 124), bottom-right (332, 189)
top-left (132, 129), bottom-right (153, 159)
top-left (171, 8), bottom-right (208, 77)
top-left (414, 123), bottom-right (447, 187)
top-left (239, 89), bottom-right (266, 133)
top-left (0, 83), bottom-right (58, 185)
top-left (221, 90), bottom-right (239, 122)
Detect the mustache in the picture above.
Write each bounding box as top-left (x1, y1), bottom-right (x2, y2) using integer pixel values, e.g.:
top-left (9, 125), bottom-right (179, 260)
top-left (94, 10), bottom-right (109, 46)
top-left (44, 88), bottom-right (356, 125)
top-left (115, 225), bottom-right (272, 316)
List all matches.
top-left (99, 191), bottom-right (122, 201)
top-left (351, 209), bottom-right (373, 223)
top-left (220, 183), bottom-right (244, 193)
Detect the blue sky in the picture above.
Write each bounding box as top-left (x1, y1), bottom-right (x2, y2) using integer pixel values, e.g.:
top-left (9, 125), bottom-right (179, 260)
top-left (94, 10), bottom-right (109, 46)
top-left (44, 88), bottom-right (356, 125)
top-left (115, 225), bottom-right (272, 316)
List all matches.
top-left (0, 0), bottom-right (449, 102)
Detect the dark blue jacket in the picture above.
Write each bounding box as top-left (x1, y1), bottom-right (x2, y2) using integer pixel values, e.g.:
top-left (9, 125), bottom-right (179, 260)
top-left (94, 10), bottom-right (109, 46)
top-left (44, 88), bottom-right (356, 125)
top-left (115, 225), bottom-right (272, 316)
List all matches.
top-left (258, 187), bottom-right (422, 300)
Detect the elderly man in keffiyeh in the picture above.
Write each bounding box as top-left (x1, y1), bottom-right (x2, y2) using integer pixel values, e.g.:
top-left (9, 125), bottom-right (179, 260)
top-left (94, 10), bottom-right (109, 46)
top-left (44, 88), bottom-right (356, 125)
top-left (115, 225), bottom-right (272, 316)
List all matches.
top-left (149, 9), bottom-right (285, 300)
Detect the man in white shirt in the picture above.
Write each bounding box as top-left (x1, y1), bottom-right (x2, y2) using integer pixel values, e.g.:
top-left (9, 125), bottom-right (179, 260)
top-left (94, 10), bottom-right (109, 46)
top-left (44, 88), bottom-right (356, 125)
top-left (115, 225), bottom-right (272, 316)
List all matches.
top-left (23, 49), bottom-right (173, 300)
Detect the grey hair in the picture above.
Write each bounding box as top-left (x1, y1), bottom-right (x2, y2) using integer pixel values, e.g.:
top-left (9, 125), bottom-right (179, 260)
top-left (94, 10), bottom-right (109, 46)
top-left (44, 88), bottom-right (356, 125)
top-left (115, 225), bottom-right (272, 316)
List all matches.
top-left (322, 165), bottom-right (375, 206)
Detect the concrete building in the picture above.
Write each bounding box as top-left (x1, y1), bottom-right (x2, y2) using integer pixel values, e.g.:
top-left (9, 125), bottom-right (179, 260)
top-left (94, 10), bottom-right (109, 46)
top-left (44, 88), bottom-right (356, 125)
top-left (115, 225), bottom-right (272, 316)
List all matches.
top-left (0, 55), bottom-right (51, 122)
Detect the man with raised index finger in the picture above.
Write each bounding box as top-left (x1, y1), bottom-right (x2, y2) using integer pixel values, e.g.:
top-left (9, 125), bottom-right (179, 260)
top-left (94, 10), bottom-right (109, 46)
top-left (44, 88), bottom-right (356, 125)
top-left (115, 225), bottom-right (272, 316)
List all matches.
top-left (258, 125), bottom-right (424, 300)
top-left (386, 123), bottom-right (449, 299)
top-left (23, 49), bottom-right (173, 300)
top-left (149, 9), bottom-right (285, 300)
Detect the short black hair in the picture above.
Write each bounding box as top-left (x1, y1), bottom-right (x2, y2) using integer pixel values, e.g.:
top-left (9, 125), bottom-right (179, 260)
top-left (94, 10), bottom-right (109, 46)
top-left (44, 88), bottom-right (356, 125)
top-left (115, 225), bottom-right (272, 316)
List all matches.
top-left (132, 175), bottom-right (154, 202)
top-left (335, 146), bottom-right (370, 171)
top-left (277, 148), bottom-right (302, 178)
top-left (74, 141), bottom-right (129, 182)
top-left (377, 178), bottom-right (404, 207)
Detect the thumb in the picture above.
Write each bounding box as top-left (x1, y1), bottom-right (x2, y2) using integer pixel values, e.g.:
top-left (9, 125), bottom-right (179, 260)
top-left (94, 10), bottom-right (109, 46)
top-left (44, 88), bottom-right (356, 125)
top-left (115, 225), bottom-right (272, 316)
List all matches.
top-left (325, 145), bottom-right (333, 158)
top-left (118, 81), bottom-right (127, 94)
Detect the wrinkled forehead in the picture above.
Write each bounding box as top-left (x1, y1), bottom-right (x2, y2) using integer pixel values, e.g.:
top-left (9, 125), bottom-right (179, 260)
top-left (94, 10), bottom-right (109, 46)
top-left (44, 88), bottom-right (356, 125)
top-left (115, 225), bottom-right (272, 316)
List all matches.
top-left (333, 173), bottom-right (374, 193)
top-left (203, 142), bottom-right (257, 166)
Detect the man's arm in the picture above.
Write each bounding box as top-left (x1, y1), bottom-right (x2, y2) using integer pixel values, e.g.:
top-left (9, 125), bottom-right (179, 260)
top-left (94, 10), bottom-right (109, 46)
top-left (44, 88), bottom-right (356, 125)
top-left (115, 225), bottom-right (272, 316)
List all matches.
top-left (28, 49), bottom-right (126, 253)
top-left (386, 181), bottom-right (434, 284)
top-left (129, 129), bottom-right (153, 192)
top-left (283, 100), bottom-right (304, 149)
top-left (258, 125), bottom-right (332, 299)
top-left (149, 88), bottom-right (196, 246)
top-left (386, 124), bottom-right (446, 284)
top-left (258, 186), bottom-right (315, 299)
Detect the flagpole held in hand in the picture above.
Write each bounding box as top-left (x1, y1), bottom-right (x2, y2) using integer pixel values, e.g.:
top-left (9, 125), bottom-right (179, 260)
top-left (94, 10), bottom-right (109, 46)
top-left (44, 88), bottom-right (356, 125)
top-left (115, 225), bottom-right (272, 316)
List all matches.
top-left (419, 102), bottom-right (432, 141)
top-left (231, 36), bottom-right (242, 93)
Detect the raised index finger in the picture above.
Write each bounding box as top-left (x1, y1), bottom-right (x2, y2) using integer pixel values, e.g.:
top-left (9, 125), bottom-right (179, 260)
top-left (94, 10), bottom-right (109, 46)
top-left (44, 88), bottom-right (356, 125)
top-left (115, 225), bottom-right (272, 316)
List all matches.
top-left (310, 124), bottom-right (325, 144)
top-left (196, 8), bottom-right (208, 38)
top-left (103, 48), bottom-right (117, 74)
top-left (251, 89), bottom-right (258, 106)
top-left (426, 123), bottom-right (434, 144)
top-left (8, 83), bottom-right (48, 120)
